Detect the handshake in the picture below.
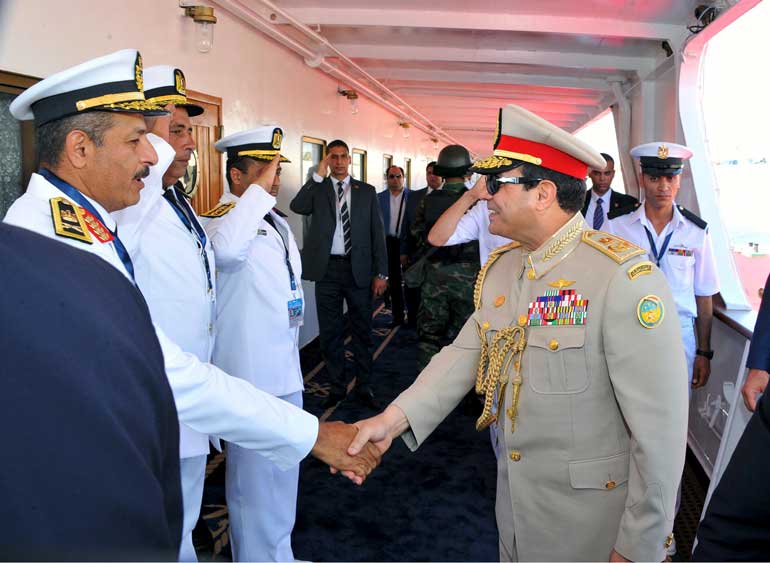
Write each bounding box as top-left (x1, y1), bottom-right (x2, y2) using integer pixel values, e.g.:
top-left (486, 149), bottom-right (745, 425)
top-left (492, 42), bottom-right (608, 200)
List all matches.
top-left (309, 405), bottom-right (408, 485)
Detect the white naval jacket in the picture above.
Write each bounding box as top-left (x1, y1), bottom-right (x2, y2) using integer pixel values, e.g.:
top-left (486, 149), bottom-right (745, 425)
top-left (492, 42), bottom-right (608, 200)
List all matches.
top-left (2, 143), bottom-right (318, 469)
top-left (114, 135), bottom-right (217, 458)
top-left (204, 187), bottom-right (304, 397)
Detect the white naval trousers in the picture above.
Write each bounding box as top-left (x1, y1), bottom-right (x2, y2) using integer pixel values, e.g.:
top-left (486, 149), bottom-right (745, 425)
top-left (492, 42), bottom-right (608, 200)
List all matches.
top-left (226, 391), bottom-right (303, 562)
top-left (179, 455), bottom-right (207, 562)
top-left (681, 317), bottom-right (696, 393)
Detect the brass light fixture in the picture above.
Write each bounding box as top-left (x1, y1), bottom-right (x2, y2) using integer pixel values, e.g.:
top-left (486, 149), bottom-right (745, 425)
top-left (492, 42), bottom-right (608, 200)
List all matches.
top-left (399, 122), bottom-right (411, 139)
top-left (338, 88), bottom-right (359, 114)
top-left (180, 2), bottom-right (217, 53)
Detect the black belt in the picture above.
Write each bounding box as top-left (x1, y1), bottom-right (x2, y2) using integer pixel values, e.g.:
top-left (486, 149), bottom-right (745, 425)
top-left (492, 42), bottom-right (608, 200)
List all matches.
top-left (329, 254), bottom-right (351, 261)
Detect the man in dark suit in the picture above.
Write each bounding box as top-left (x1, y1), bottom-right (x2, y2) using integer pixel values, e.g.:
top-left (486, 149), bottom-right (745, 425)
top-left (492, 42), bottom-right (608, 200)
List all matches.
top-left (581, 152), bottom-right (638, 229)
top-left (378, 165), bottom-right (409, 326)
top-left (290, 140), bottom-right (388, 409)
top-left (693, 272), bottom-right (770, 561)
top-left (0, 223), bottom-right (182, 561)
top-left (402, 161), bottom-right (441, 327)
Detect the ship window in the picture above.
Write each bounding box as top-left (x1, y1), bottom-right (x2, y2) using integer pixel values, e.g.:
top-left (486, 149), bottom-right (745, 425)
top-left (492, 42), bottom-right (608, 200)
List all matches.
top-left (301, 136), bottom-right (327, 184)
top-left (352, 148), bottom-right (367, 183)
top-left (700, 2), bottom-right (770, 311)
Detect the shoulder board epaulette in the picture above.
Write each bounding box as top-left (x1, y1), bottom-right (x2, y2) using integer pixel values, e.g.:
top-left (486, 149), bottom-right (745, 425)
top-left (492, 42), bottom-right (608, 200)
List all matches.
top-left (581, 231), bottom-right (646, 264)
top-left (50, 197), bottom-right (92, 244)
top-left (200, 201), bottom-right (236, 218)
top-left (607, 201), bottom-right (641, 220)
top-left (474, 241), bottom-right (521, 309)
top-left (677, 205), bottom-right (707, 229)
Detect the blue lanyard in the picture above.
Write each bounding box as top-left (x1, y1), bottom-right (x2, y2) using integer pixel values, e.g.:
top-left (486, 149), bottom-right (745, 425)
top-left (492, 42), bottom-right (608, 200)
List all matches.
top-left (162, 186), bottom-right (213, 292)
top-left (39, 168), bottom-right (135, 281)
top-left (644, 225), bottom-right (674, 267)
top-left (264, 213), bottom-right (297, 291)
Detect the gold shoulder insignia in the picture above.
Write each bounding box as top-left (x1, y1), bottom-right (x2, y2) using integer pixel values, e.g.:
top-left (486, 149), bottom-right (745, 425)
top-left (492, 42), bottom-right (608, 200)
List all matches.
top-left (200, 201), bottom-right (236, 218)
top-left (581, 230), bottom-right (645, 264)
top-left (474, 241), bottom-right (521, 309)
top-left (50, 197), bottom-right (92, 244)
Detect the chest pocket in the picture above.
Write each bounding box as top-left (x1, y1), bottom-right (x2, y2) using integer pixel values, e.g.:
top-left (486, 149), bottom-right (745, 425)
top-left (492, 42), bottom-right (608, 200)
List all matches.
top-left (524, 327), bottom-right (588, 395)
top-left (666, 253), bottom-right (695, 291)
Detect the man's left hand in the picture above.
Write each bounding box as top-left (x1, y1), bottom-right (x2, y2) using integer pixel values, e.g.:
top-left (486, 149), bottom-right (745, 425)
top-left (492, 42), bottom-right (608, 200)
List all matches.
top-left (372, 277), bottom-right (388, 297)
top-left (692, 356), bottom-right (711, 388)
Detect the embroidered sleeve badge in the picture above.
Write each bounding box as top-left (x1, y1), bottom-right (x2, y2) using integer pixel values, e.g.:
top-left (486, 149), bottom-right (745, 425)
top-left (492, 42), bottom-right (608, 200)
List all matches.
top-left (637, 295), bottom-right (665, 329)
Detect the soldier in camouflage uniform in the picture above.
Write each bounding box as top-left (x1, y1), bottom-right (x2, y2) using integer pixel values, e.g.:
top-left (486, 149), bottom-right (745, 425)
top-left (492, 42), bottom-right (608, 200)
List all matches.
top-left (411, 145), bottom-right (480, 370)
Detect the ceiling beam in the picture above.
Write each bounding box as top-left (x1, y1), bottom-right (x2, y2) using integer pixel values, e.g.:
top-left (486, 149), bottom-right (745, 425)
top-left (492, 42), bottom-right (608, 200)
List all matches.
top-left (337, 44), bottom-right (654, 74)
top-left (359, 66), bottom-right (612, 90)
top-left (277, 8), bottom-right (685, 41)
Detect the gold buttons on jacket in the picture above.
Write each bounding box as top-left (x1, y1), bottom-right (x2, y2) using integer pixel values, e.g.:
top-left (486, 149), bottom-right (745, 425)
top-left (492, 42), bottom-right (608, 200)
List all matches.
top-left (509, 450), bottom-right (521, 462)
top-left (605, 480), bottom-right (616, 490)
top-left (527, 269), bottom-right (536, 280)
top-left (517, 314), bottom-right (527, 327)
top-left (482, 321), bottom-right (490, 330)
top-left (494, 295), bottom-right (506, 308)
top-left (549, 339), bottom-right (559, 351)
top-left (664, 533), bottom-right (674, 548)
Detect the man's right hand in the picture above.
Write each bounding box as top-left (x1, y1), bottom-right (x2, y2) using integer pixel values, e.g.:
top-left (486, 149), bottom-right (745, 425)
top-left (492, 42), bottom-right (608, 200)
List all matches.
top-left (255, 154), bottom-right (281, 193)
top-left (311, 421), bottom-right (381, 485)
top-left (742, 368), bottom-right (769, 411)
top-left (467, 174), bottom-right (488, 201)
top-left (148, 103), bottom-right (175, 143)
top-left (316, 154), bottom-right (330, 179)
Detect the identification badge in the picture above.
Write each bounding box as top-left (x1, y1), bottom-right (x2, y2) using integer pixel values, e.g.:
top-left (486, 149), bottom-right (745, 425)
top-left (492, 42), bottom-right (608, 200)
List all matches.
top-left (288, 297), bottom-right (304, 328)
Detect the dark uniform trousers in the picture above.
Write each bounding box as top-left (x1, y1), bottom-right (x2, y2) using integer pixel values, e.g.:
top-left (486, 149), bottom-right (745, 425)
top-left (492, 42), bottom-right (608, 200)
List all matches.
top-left (386, 235), bottom-right (405, 324)
top-left (315, 256), bottom-right (373, 395)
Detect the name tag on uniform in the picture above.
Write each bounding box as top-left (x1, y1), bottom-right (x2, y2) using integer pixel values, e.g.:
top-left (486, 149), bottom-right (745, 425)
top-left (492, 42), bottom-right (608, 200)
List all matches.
top-left (668, 247), bottom-right (693, 257)
top-left (258, 229), bottom-right (268, 236)
top-left (288, 297), bottom-right (304, 328)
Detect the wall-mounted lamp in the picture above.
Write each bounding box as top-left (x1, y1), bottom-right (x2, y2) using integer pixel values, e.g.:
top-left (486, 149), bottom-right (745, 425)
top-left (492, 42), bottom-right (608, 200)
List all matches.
top-left (338, 88), bottom-right (359, 114)
top-left (399, 122), bottom-right (411, 139)
top-left (431, 137), bottom-right (439, 151)
top-left (180, 2), bottom-right (217, 53)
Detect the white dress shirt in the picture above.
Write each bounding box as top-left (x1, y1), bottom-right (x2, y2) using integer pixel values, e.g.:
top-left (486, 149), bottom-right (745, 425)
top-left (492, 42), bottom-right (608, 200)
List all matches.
top-left (389, 189), bottom-right (406, 236)
top-left (205, 187), bottom-right (305, 397)
top-left (313, 172), bottom-right (351, 255)
top-left (607, 204), bottom-right (720, 321)
top-left (4, 163), bottom-right (318, 467)
top-left (444, 200), bottom-right (514, 265)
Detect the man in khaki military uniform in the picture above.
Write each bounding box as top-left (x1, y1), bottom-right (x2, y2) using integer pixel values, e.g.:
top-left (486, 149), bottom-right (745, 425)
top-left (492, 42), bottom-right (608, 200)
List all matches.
top-left (348, 105), bottom-right (689, 562)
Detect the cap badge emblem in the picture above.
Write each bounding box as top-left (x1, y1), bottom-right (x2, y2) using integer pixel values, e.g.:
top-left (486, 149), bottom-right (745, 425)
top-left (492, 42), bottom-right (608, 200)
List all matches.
top-left (272, 129), bottom-right (283, 149)
top-left (135, 53), bottom-right (143, 92)
top-left (657, 144), bottom-right (669, 159)
top-left (175, 70), bottom-right (187, 96)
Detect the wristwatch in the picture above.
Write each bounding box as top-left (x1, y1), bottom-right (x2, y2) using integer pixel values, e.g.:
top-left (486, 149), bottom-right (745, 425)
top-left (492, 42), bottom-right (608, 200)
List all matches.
top-left (376, 274), bottom-right (388, 281)
top-left (696, 349), bottom-right (714, 360)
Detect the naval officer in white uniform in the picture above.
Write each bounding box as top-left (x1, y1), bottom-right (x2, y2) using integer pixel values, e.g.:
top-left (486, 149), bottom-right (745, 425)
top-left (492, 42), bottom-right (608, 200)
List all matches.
top-left (4, 52), bottom-right (382, 563)
top-left (607, 142), bottom-right (720, 391)
top-left (201, 126), bottom-right (302, 562)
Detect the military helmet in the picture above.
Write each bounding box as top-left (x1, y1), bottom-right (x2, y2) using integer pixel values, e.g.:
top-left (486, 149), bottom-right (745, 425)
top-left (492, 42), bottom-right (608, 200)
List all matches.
top-left (433, 144), bottom-right (472, 178)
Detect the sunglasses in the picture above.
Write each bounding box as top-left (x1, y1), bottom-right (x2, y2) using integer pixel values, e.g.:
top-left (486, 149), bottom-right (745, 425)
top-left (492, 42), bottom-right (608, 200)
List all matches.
top-left (485, 175), bottom-right (543, 195)
top-left (387, 174), bottom-right (403, 179)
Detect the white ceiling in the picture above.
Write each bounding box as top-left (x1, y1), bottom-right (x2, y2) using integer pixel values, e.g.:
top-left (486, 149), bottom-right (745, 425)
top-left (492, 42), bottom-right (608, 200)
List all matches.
top-left (237, 0), bottom-right (714, 154)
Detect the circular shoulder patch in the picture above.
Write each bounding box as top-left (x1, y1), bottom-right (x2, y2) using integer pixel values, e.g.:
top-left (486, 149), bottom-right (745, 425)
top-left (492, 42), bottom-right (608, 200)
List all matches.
top-left (637, 295), bottom-right (664, 329)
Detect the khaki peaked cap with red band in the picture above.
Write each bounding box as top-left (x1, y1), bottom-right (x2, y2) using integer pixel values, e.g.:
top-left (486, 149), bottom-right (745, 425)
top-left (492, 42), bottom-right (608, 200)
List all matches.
top-left (468, 104), bottom-right (606, 178)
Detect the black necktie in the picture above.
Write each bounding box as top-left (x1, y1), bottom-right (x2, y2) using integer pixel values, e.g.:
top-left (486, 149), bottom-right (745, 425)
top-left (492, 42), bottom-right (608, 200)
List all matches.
top-left (337, 181), bottom-right (352, 254)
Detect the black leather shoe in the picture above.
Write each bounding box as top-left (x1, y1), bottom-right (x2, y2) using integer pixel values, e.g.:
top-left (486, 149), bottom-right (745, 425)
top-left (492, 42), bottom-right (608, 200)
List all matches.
top-left (353, 387), bottom-right (381, 411)
top-left (321, 390), bottom-right (346, 409)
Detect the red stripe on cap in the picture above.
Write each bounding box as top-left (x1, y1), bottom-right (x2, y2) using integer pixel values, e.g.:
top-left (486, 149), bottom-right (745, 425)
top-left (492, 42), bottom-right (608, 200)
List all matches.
top-left (496, 135), bottom-right (588, 179)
